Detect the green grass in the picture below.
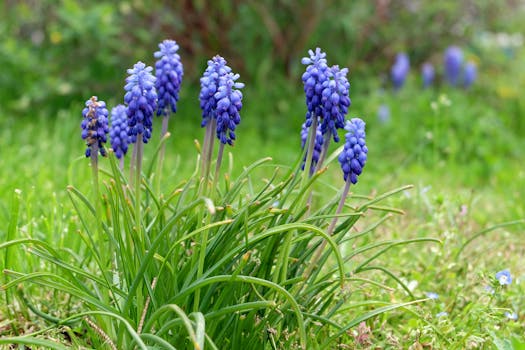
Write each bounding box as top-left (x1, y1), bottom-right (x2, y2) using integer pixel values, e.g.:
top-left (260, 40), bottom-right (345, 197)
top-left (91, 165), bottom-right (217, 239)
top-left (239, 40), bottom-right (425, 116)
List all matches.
top-left (1, 53), bottom-right (525, 349)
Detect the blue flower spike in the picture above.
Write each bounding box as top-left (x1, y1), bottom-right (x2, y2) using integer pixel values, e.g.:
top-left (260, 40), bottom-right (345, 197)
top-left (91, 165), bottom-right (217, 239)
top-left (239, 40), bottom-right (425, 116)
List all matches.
top-left (81, 96), bottom-right (109, 158)
top-left (109, 104), bottom-right (129, 160)
top-left (444, 46), bottom-right (463, 86)
top-left (320, 65), bottom-right (351, 142)
top-left (463, 61), bottom-right (477, 89)
top-left (338, 118), bottom-right (368, 185)
top-left (124, 61), bottom-right (157, 144)
top-left (302, 48), bottom-right (330, 128)
top-left (391, 53), bottom-right (410, 90)
top-left (198, 55), bottom-right (244, 181)
top-left (154, 39), bottom-right (183, 117)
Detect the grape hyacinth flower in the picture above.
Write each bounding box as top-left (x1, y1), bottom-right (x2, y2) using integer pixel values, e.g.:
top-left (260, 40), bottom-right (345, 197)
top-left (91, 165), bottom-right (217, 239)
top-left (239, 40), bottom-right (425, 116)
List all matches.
top-left (214, 72), bottom-right (244, 145)
top-left (124, 61), bottom-right (157, 144)
top-left (199, 55), bottom-right (244, 181)
top-left (81, 96), bottom-right (109, 158)
top-left (308, 117), bottom-right (368, 275)
top-left (338, 118), bottom-right (368, 185)
top-left (301, 48), bottom-right (330, 128)
top-left (422, 62), bottom-right (435, 88)
top-left (391, 53), bottom-right (410, 90)
top-left (154, 39), bottom-right (183, 117)
top-left (463, 61), bottom-right (477, 89)
top-left (320, 65), bottom-right (351, 143)
top-left (496, 269), bottom-right (512, 285)
top-left (109, 104), bottom-right (129, 160)
top-left (444, 46), bottom-right (463, 86)
top-left (153, 40), bottom-right (184, 187)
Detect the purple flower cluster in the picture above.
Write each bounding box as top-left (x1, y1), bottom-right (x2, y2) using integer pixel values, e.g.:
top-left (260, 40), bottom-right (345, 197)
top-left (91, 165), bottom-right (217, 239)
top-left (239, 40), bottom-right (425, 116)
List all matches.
top-left (199, 55), bottom-right (244, 145)
top-left (338, 118), bottom-right (368, 184)
top-left (391, 53), bottom-right (410, 90)
top-left (81, 96), bottom-right (109, 158)
top-left (444, 46), bottom-right (463, 86)
top-left (320, 66), bottom-right (351, 142)
top-left (124, 61), bottom-right (157, 143)
top-left (301, 48), bottom-right (330, 127)
top-left (154, 40), bottom-right (183, 116)
top-left (109, 104), bottom-right (129, 159)
top-left (463, 61), bottom-right (477, 89)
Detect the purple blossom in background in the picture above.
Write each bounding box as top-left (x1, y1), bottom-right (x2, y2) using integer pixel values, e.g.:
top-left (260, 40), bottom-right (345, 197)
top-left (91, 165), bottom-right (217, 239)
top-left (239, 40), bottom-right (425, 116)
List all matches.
top-left (301, 121), bottom-right (323, 172)
top-left (109, 104), bottom-right (129, 159)
top-left (496, 269), bottom-right (512, 285)
top-left (199, 56), bottom-right (244, 144)
top-left (320, 65), bottom-right (351, 142)
top-left (81, 96), bottom-right (109, 158)
top-left (463, 61), bottom-right (477, 89)
top-left (391, 53), bottom-right (410, 90)
top-left (302, 48), bottom-right (330, 127)
top-left (444, 46), bottom-right (463, 86)
top-left (377, 104), bottom-right (390, 124)
top-left (436, 311), bottom-right (448, 318)
top-left (422, 62), bottom-right (435, 88)
top-left (124, 61), bottom-right (157, 144)
top-left (338, 118), bottom-right (368, 184)
top-left (154, 39), bottom-right (183, 116)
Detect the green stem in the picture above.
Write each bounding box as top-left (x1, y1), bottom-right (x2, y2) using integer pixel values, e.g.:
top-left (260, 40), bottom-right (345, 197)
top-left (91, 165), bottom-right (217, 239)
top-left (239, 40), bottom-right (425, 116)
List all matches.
top-left (134, 136), bottom-right (144, 248)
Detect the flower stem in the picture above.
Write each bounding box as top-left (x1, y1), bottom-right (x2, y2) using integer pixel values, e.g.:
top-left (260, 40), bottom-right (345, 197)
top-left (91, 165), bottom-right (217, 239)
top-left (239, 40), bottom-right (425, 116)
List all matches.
top-left (134, 136), bottom-right (144, 250)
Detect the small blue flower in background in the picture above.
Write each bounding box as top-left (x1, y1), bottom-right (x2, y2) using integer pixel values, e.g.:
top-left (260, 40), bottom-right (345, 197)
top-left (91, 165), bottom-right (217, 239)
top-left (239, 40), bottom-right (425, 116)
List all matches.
top-left (214, 72), bottom-right (244, 145)
top-left (505, 311), bottom-right (518, 321)
top-left (109, 104), bottom-right (129, 159)
top-left (124, 61), bottom-right (157, 144)
top-left (390, 53), bottom-right (410, 90)
top-left (426, 292), bottom-right (439, 300)
top-left (496, 269), bottom-right (512, 285)
top-left (320, 65), bottom-right (351, 142)
top-left (436, 311), bottom-right (449, 318)
top-left (484, 285), bottom-right (495, 294)
top-left (444, 46), bottom-right (463, 86)
top-left (421, 62), bottom-right (435, 88)
top-left (463, 61), bottom-right (477, 89)
top-left (301, 122), bottom-right (323, 171)
top-left (338, 118), bottom-right (367, 184)
top-left (154, 39), bottom-right (183, 116)
top-left (377, 104), bottom-right (390, 124)
top-left (199, 56), bottom-right (244, 145)
top-left (302, 48), bottom-right (330, 127)
top-left (81, 96), bottom-right (109, 158)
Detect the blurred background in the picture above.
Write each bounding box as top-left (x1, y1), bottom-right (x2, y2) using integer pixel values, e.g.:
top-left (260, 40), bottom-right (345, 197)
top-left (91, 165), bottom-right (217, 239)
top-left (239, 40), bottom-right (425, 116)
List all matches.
top-left (1, 0), bottom-right (524, 213)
